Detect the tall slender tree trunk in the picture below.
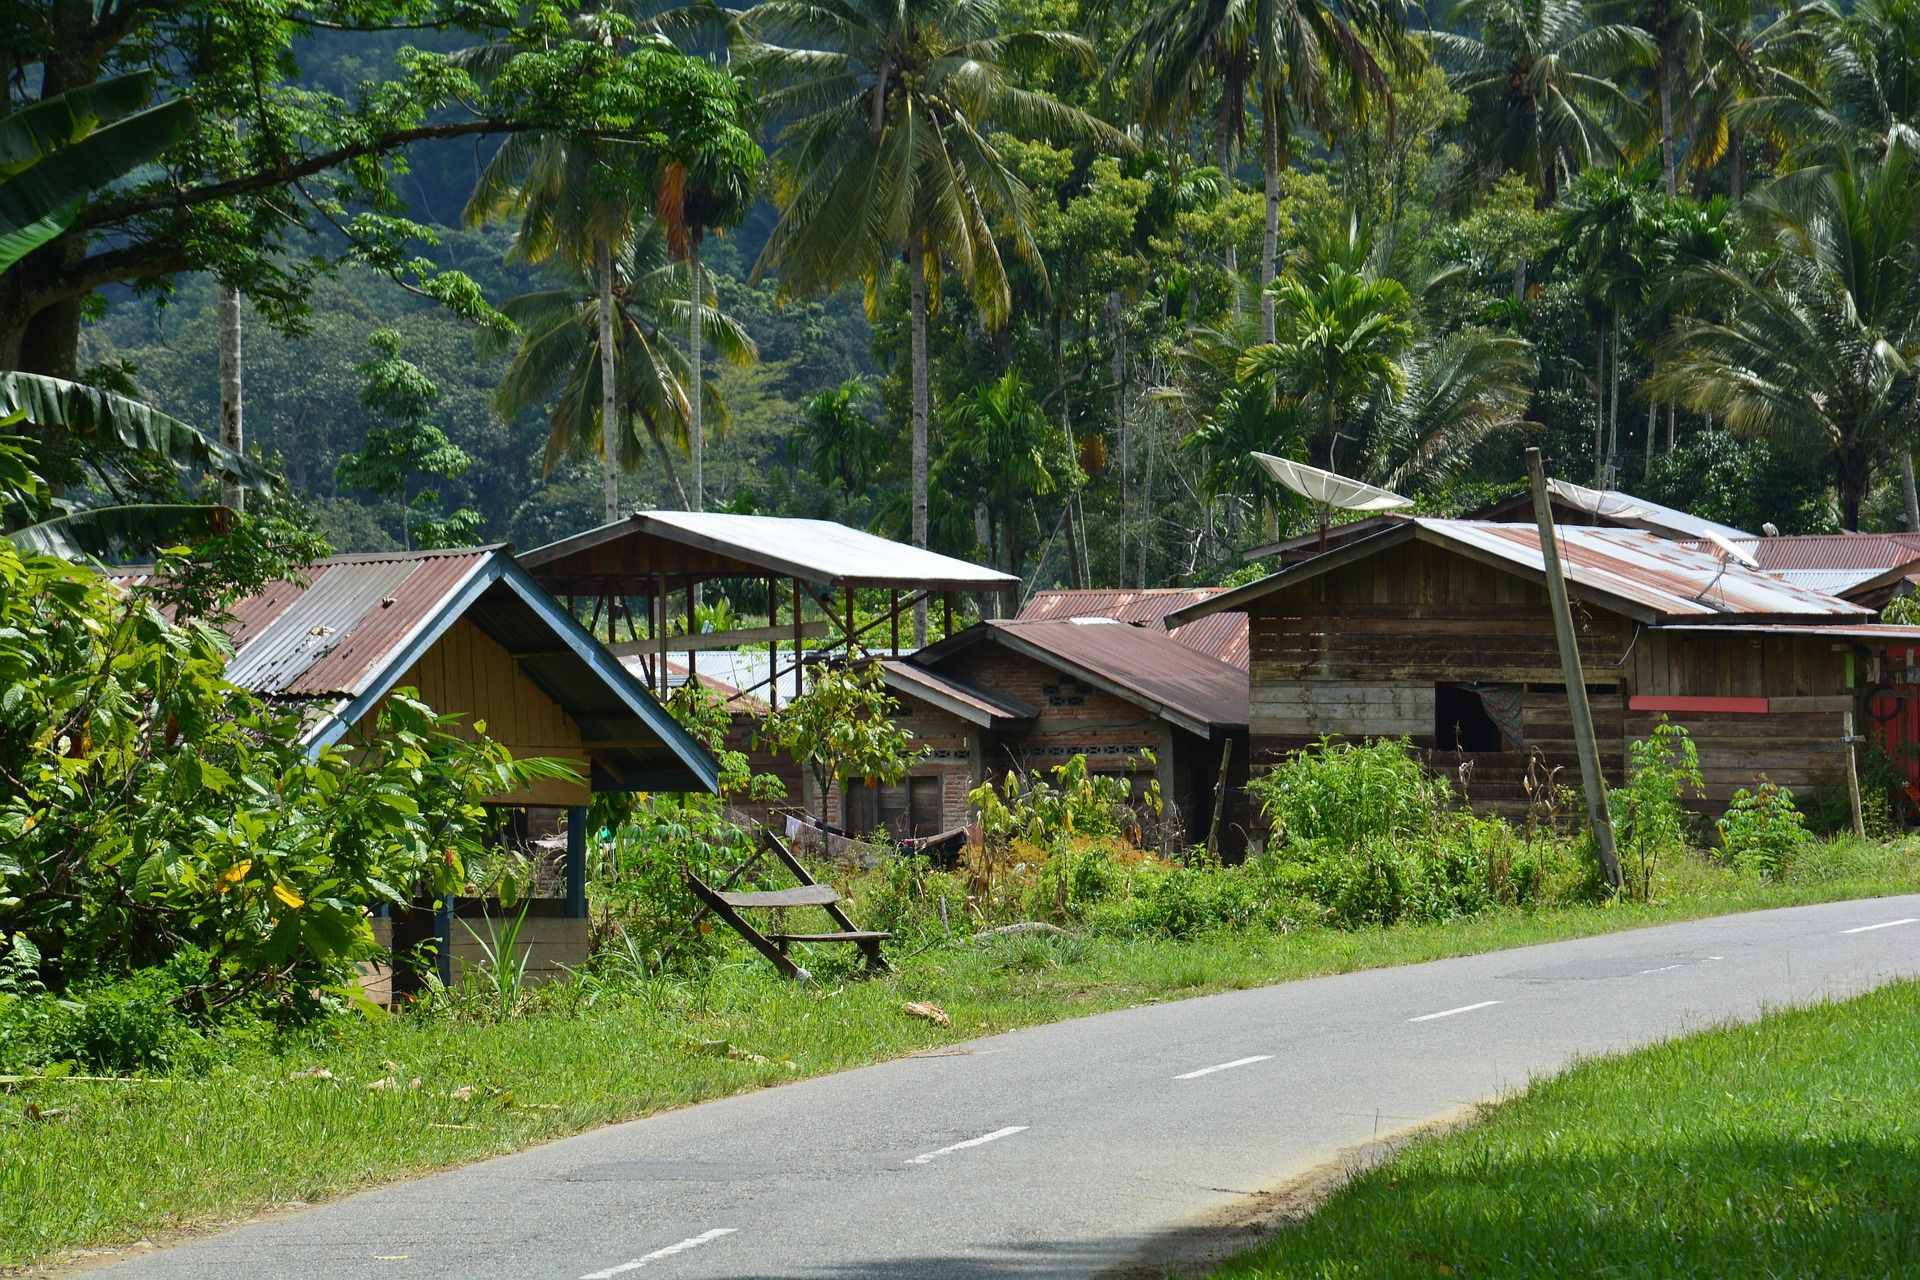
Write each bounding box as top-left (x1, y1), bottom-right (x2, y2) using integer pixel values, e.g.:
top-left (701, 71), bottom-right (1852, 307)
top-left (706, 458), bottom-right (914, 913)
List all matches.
top-left (217, 283), bottom-right (244, 513)
top-left (1110, 293), bottom-right (1127, 582)
top-left (1665, 403), bottom-right (1676, 455)
top-left (1592, 327), bottom-right (1606, 485)
top-left (688, 241), bottom-right (703, 513)
top-left (596, 236), bottom-right (619, 523)
top-left (1902, 453), bottom-right (1920, 532)
top-left (647, 416), bottom-right (691, 509)
top-left (909, 245), bottom-right (931, 645)
top-left (1137, 408), bottom-right (1156, 588)
top-left (1730, 127), bottom-right (1745, 202)
top-left (1260, 106), bottom-right (1282, 343)
top-left (1659, 43), bottom-right (1678, 198)
top-left (1219, 129), bottom-right (1242, 324)
top-left (1607, 315), bottom-right (1621, 479)
top-left (973, 502), bottom-right (996, 618)
top-left (1645, 399), bottom-right (1656, 473)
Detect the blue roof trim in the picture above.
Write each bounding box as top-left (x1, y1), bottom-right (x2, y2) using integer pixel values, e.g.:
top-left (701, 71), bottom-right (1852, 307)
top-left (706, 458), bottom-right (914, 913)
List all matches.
top-left (303, 552), bottom-right (508, 754)
top-left (493, 559), bottom-right (721, 796)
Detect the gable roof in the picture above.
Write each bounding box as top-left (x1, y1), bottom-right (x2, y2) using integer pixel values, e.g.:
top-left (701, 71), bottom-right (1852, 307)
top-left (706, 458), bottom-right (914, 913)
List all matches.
top-left (881, 659), bottom-right (1037, 728)
top-left (916, 618), bottom-right (1248, 737)
top-left (122, 547), bottom-right (719, 794)
top-left (523, 510), bottom-right (1018, 593)
top-left (1017, 588), bottom-right (1249, 670)
top-left (1170, 520), bottom-right (1873, 628)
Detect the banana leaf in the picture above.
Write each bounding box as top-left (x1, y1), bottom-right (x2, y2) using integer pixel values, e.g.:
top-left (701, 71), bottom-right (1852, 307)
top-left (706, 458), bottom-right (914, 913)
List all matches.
top-left (0, 372), bottom-right (271, 493)
top-left (7, 503), bottom-right (225, 560)
top-left (0, 95), bottom-right (192, 271)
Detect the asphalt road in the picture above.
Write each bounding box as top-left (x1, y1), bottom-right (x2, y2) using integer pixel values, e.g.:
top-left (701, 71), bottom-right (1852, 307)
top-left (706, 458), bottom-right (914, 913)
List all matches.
top-left (89, 895), bottom-right (1920, 1280)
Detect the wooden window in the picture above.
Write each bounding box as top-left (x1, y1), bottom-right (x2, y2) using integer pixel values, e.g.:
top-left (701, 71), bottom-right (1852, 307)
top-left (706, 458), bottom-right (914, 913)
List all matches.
top-left (908, 776), bottom-right (943, 836)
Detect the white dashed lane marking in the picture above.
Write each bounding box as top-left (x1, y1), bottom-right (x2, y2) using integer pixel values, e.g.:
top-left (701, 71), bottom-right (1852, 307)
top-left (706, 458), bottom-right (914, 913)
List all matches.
top-left (1174, 1055), bottom-right (1274, 1080)
top-left (906, 1126), bottom-right (1028, 1166)
top-left (1841, 918), bottom-right (1918, 935)
top-left (1408, 1000), bottom-right (1502, 1023)
top-left (580, 1228), bottom-right (738, 1278)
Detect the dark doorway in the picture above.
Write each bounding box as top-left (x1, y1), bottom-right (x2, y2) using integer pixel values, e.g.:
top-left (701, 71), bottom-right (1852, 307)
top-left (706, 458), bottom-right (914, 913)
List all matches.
top-left (1436, 684), bottom-right (1502, 751)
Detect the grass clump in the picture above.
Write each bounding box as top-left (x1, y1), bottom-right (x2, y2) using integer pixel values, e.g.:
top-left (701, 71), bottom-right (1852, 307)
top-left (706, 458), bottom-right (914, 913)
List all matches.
top-left (1211, 980), bottom-right (1920, 1279)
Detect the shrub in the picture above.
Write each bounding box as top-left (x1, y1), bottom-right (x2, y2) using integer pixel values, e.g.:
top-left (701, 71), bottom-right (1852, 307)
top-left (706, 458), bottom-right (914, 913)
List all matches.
top-left (1718, 781), bottom-right (1813, 877)
top-left (1249, 737), bottom-right (1450, 855)
top-left (0, 949), bottom-right (228, 1074)
top-left (1610, 719), bottom-right (1704, 901)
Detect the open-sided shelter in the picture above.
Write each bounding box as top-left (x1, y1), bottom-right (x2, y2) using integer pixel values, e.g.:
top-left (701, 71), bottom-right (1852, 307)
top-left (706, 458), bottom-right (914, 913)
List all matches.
top-left (877, 618), bottom-right (1251, 852)
top-left (1169, 519), bottom-right (1904, 819)
top-left (133, 545), bottom-right (719, 994)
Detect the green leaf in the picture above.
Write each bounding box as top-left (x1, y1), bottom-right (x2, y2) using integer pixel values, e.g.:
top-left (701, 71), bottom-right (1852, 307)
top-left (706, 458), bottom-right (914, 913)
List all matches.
top-left (0, 97), bottom-right (194, 271)
top-left (0, 374), bottom-right (270, 492)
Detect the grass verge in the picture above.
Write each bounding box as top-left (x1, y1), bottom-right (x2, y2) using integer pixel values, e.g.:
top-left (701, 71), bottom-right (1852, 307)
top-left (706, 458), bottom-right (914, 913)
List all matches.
top-left (2, 843), bottom-right (1917, 1271)
top-left (1209, 978), bottom-right (1920, 1279)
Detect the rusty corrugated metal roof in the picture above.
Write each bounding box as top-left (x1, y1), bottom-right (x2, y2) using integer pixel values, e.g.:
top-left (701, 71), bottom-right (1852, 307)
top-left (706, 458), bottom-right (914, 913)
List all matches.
top-left (979, 618), bottom-right (1248, 735)
top-left (1018, 588), bottom-right (1249, 671)
top-left (881, 659), bottom-right (1037, 727)
top-left (1711, 533), bottom-right (1920, 572)
top-left (1652, 623), bottom-right (1920, 641)
top-left (1425, 521), bottom-right (1871, 621)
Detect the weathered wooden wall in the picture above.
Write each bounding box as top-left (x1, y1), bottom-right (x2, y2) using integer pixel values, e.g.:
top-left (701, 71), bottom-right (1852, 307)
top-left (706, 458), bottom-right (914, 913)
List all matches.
top-left (1245, 539), bottom-right (1855, 818)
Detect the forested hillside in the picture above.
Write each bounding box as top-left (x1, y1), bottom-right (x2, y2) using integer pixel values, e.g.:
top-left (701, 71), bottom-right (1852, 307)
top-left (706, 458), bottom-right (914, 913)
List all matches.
top-left (21, 0), bottom-right (1920, 583)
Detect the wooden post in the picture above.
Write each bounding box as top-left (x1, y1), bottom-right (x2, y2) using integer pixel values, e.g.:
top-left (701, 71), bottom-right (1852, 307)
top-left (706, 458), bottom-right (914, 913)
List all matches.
top-left (1206, 737), bottom-right (1234, 861)
top-left (1527, 448), bottom-right (1622, 891)
top-left (1843, 709), bottom-right (1866, 839)
top-left (890, 589), bottom-right (900, 655)
top-left (655, 574), bottom-right (668, 697)
top-left (844, 588), bottom-right (856, 661)
top-left (793, 578), bottom-right (804, 695)
top-left (943, 591), bottom-right (954, 640)
top-left (768, 576), bottom-right (779, 711)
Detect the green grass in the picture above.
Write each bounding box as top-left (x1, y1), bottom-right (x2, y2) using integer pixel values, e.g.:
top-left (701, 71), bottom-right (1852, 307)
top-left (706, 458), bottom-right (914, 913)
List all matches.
top-left (1210, 979), bottom-right (1920, 1279)
top-left (2, 841), bottom-right (1916, 1270)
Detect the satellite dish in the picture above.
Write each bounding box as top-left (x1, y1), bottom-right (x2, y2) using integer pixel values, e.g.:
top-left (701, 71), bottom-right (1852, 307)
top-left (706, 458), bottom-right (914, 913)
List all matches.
top-left (1254, 453), bottom-right (1415, 512)
top-left (1704, 529), bottom-right (1759, 569)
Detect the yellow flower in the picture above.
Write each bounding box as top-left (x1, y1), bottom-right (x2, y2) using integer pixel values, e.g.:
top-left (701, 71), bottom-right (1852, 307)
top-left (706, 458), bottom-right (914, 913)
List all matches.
top-left (272, 884), bottom-right (304, 910)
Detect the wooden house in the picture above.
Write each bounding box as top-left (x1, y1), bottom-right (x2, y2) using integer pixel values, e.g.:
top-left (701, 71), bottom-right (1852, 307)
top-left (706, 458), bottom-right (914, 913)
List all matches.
top-left (1167, 519), bottom-right (1904, 820)
top-left (874, 618), bottom-right (1251, 852)
top-left (168, 545), bottom-right (719, 996)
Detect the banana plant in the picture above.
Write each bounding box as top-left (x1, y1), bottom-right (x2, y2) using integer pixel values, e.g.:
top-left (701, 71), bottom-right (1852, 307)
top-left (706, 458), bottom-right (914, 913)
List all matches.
top-left (0, 71), bottom-right (193, 273)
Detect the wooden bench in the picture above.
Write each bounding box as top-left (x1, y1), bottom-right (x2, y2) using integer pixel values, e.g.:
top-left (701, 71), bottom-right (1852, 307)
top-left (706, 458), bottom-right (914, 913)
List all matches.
top-left (684, 831), bottom-right (889, 978)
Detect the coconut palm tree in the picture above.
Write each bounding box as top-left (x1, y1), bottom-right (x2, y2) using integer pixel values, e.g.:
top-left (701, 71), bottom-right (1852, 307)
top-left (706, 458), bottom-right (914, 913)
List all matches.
top-left (1238, 219), bottom-right (1416, 473)
top-left (1116, 0), bottom-right (1412, 341)
top-left (483, 218), bottom-right (757, 509)
top-left (1436, 0), bottom-right (1653, 204)
top-left (801, 377), bottom-right (890, 495)
top-left (1736, 0), bottom-right (1920, 169)
top-left (737, 0), bottom-right (1124, 640)
top-left (1649, 148), bottom-right (1920, 528)
top-left (1682, 0), bottom-right (1823, 199)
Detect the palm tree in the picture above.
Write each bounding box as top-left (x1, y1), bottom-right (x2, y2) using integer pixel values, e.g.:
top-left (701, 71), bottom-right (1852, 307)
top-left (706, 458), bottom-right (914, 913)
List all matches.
top-left (738, 0), bottom-right (1124, 639)
top-left (1683, 0), bottom-right (1822, 199)
top-left (1360, 328), bottom-right (1538, 486)
top-left (1551, 168), bottom-right (1659, 481)
top-left (1649, 148), bottom-right (1920, 528)
top-left (801, 377), bottom-right (890, 495)
top-left (1436, 0), bottom-right (1652, 204)
top-left (1117, 0), bottom-right (1412, 341)
top-left (482, 218), bottom-right (757, 509)
top-left (935, 370), bottom-right (1071, 579)
top-left (1238, 220), bottom-right (1416, 472)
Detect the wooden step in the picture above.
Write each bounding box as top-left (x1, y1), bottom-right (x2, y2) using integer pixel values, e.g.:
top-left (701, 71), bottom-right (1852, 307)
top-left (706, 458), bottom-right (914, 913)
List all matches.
top-left (718, 884), bottom-right (841, 909)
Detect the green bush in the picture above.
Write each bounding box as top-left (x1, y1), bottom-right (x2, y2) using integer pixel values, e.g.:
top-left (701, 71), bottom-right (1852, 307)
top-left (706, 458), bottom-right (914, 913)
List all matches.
top-left (0, 949), bottom-right (230, 1074)
top-left (1718, 781), bottom-right (1813, 877)
top-left (1249, 737), bottom-right (1451, 854)
top-left (1610, 718), bottom-right (1704, 901)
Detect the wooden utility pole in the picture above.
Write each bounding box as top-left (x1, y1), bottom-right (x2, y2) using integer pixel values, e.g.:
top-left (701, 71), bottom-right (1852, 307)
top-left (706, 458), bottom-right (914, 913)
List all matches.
top-left (1527, 448), bottom-right (1622, 891)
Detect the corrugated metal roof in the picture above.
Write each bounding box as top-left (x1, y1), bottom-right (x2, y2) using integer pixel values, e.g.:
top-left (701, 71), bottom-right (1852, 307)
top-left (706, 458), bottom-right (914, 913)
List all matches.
top-left (978, 618), bottom-right (1248, 735)
top-left (524, 511), bottom-right (1018, 591)
top-left (1653, 623), bottom-right (1920, 642)
top-left (1018, 588), bottom-right (1249, 670)
top-left (881, 659), bottom-right (1037, 726)
top-left (1428, 521), bottom-right (1869, 621)
top-left (1752, 567), bottom-right (1898, 596)
top-left (1709, 533), bottom-right (1920, 572)
top-left (1542, 480), bottom-right (1755, 541)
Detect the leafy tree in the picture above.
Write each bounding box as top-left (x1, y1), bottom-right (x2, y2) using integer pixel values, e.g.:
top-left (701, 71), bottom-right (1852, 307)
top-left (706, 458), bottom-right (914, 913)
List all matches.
top-left (0, 439), bottom-right (570, 1004)
top-left (1650, 148), bottom-right (1920, 528)
top-left (2, 2), bottom-right (758, 388)
top-left (740, 0), bottom-right (1124, 639)
top-left (1436, 0), bottom-right (1652, 204)
top-left (483, 219), bottom-right (757, 510)
top-left (336, 330), bottom-right (480, 549)
top-left (758, 661), bottom-right (923, 823)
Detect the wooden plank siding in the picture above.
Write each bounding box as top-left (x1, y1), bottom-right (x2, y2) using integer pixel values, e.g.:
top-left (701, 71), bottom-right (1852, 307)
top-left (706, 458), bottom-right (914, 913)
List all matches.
top-left (373, 617), bottom-right (592, 806)
top-left (1244, 539), bottom-right (1857, 820)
